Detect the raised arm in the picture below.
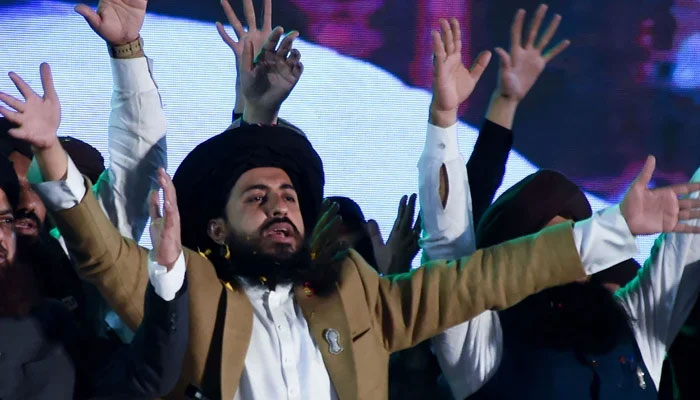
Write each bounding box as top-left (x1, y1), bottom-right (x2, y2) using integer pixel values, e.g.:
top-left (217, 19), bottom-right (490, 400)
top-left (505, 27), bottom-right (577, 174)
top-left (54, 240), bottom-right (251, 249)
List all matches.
top-left (418, 17), bottom-right (490, 261)
top-left (217, 0), bottom-right (273, 118)
top-left (422, 7), bottom-right (571, 397)
top-left (617, 165), bottom-right (700, 390)
top-left (469, 4), bottom-right (570, 227)
top-left (239, 26), bottom-right (303, 125)
top-left (0, 64), bottom-right (189, 331)
top-left (76, 0), bottom-right (167, 241)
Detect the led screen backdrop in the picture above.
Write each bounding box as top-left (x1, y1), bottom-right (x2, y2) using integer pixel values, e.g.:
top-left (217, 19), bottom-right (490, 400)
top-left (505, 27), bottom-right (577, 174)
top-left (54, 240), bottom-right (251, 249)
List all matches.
top-left (1, 0), bottom-right (699, 264)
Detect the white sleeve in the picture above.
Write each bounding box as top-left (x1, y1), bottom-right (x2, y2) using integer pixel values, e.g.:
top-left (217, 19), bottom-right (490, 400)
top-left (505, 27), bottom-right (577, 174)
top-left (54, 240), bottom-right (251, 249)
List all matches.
top-left (94, 57), bottom-right (167, 241)
top-left (30, 155), bottom-right (87, 211)
top-left (417, 122), bottom-right (475, 260)
top-left (148, 250), bottom-right (186, 301)
top-left (616, 166), bottom-right (700, 391)
top-left (572, 205), bottom-right (639, 275)
top-left (418, 122), bottom-right (499, 399)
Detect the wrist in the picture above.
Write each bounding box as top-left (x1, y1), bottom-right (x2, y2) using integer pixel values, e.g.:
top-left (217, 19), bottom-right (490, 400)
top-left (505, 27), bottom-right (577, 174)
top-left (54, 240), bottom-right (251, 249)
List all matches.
top-left (108, 37), bottom-right (145, 59)
top-left (485, 93), bottom-right (519, 130)
top-left (243, 104), bottom-right (279, 125)
top-left (429, 103), bottom-right (458, 128)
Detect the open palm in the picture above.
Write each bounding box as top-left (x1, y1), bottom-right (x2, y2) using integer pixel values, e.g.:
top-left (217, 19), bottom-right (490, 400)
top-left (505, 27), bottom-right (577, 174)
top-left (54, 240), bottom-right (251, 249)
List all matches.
top-left (621, 156), bottom-right (700, 235)
top-left (75, 0), bottom-right (146, 45)
top-left (0, 63), bottom-right (60, 151)
top-left (496, 5), bottom-right (570, 101)
top-left (240, 28), bottom-right (303, 111)
top-left (431, 18), bottom-right (491, 114)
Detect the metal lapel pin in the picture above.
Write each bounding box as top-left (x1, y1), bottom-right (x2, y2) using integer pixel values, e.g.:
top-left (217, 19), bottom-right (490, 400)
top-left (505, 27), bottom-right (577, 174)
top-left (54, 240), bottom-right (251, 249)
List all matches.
top-left (324, 328), bottom-right (344, 355)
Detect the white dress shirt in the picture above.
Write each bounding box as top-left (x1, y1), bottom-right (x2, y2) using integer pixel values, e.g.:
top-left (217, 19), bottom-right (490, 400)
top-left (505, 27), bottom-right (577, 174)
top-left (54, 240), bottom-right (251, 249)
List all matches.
top-left (419, 122), bottom-right (700, 398)
top-left (234, 279), bottom-right (338, 400)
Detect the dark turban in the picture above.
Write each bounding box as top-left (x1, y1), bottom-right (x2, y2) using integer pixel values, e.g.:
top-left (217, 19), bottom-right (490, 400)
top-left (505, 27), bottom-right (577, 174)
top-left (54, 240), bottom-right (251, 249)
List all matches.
top-left (59, 137), bottom-right (105, 185)
top-left (327, 196), bottom-right (367, 232)
top-left (476, 169), bottom-right (639, 287)
top-left (0, 156), bottom-right (20, 210)
top-left (476, 169), bottom-right (592, 249)
top-left (0, 118), bottom-right (32, 159)
top-left (173, 124), bottom-right (324, 254)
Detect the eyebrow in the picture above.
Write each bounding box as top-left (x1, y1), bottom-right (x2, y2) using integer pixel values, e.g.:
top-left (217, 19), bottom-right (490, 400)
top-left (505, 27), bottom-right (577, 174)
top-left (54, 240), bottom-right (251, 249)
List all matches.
top-left (241, 183), bottom-right (296, 194)
top-left (0, 209), bottom-right (13, 216)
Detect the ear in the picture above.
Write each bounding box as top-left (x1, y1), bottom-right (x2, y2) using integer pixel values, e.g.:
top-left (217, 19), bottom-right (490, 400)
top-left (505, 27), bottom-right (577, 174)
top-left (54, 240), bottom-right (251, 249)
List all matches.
top-left (207, 218), bottom-right (228, 245)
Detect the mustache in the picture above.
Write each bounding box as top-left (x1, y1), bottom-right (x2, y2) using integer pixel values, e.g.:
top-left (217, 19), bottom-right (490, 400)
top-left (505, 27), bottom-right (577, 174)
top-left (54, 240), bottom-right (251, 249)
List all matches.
top-left (259, 217), bottom-right (300, 235)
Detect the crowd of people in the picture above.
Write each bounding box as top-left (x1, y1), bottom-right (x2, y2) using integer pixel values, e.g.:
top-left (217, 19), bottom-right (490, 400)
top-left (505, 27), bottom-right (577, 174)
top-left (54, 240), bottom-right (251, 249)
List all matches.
top-left (0, 0), bottom-right (699, 399)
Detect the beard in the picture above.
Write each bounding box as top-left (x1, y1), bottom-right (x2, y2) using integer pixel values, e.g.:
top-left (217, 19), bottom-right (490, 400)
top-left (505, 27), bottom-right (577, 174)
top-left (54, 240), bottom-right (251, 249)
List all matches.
top-left (213, 225), bottom-right (340, 295)
top-left (502, 279), bottom-right (631, 354)
top-left (0, 240), bottom-right (40, 317)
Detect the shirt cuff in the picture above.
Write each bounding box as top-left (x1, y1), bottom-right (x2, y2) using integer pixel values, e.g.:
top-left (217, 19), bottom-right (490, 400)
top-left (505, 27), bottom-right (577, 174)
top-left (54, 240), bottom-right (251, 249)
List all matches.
top-left (148, 251), bottom-right (186, 301)
top-left (111, 57), bottom-right (157, 92)
top-left (573, 205), bottom-right (639, 275)
top-left (30, 156), bottom-right (87, 212)
top-left (422, 122), bottom-right (462, 162)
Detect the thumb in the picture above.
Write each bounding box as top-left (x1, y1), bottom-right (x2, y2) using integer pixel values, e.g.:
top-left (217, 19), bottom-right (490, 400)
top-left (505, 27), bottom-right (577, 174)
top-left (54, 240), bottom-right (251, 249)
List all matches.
top-left (75, 4), bottom-right (102, 31)
top-left (634, 155), bottom-right (656, 188)
top-left (469, 50), bottom-right (492, 81)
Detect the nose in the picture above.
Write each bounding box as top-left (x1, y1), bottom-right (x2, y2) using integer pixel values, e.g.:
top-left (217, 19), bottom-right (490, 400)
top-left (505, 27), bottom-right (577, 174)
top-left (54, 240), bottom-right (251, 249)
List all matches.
top-left (265, 192), bottom-right (289, 217)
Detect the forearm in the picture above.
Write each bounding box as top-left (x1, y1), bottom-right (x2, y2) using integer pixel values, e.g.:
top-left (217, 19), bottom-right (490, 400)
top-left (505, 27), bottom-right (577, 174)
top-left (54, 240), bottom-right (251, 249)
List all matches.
top-left (34, 142), bottom-right (68, 182)
top-left (418, 122), bottom-right (475, 260)
top-left (466, 120), bottom-right (514, 227)
top-left (99, 56), bottom-right (167, 240)
top-left (376, 222), bottom-right (585, 352)
top-left (39, 177), bottom-right (151, 330)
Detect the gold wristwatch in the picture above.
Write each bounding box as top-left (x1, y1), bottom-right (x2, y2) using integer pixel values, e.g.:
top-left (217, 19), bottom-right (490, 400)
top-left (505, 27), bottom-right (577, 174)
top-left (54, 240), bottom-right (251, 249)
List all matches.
top-left (108, 37), bottom-right (144, 59)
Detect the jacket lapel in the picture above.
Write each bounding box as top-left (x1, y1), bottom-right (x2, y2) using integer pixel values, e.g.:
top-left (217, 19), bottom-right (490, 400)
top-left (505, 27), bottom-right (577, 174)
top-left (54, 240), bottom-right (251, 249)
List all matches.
top-left (296, 284), bottom-right (358, 400)
top-left (220, 281), bottom-right (254, 400)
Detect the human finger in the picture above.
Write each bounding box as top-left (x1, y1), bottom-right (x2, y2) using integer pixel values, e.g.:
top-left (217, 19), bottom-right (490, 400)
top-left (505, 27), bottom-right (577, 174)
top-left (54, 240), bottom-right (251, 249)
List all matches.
top-left (536, 13), bottom-right (562, 51)
top-left (0, 92), bottom-right (26, 113)
top-left (510, 9), bottom-right (526, 49)
top-left (542, 39), bottom-right (570, 62)
top-left (242, 0), bottom-right (257, 31)
top-left (526, 4), bottom-right (548, 48)
top-left (8, 71), bottom-right (37, 100)
top-left (440, 18), bottom-right (454, 56)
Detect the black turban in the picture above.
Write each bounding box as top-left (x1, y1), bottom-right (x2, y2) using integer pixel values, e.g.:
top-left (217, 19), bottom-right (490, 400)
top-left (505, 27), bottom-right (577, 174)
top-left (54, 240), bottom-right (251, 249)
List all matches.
top-left (173, 124), bottom-right (324, 253)
top-left (59, 136), bottom-right (105, 185)
top-left (327, 196), bottom-right (367, 232)
top-left (476, 169), bottom-right (592, 249)
top-left (476, 169), bottom-right (639, 287)
top-left (0, 156), bottom-right (19, 210)
top-left (0, 118), bottom-right (32, 159)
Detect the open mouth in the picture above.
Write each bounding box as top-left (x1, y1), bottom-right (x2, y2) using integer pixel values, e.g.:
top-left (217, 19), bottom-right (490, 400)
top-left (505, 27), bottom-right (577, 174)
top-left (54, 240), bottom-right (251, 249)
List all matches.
top-left (262, 222), bottom-right (295, 242)
top-left (14, 218), bottom-right (38, 235)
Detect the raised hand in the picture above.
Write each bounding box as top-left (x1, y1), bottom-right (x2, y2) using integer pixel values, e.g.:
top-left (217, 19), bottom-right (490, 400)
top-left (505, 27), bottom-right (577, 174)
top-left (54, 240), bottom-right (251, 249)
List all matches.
top-left (494, 4), bottom-right (570, 102)
top-left (75, 0), bottom-right (146, 46)
top-left (217, 0), bottom-right (273, 115)
top-left (310, 200), bottom-right (343, 266)
top-left (0, 63), bottom-right (60, 151)
top-left (149, 168), bottom-right (182, 270)
top-left (430, 18), bottom-right (492, 128)
top-left (366, 194), bottom-right (422, 275)
top-left (621, 156), bottom-right (700, 235)
top-left (240, 27), bottom-right (303, 124)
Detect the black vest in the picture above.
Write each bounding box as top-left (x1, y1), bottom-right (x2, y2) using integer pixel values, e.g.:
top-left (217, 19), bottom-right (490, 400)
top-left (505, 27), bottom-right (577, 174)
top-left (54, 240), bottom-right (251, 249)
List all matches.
top-left (467, 287), bottom-right (656, 400)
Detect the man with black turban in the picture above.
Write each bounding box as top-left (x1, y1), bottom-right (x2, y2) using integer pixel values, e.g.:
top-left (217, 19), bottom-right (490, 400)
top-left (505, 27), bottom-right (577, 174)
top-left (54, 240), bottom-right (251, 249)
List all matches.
top-left (421, 9), bottom-right (700, 400)
top-left (14, 15), bottom-right (700, 397)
